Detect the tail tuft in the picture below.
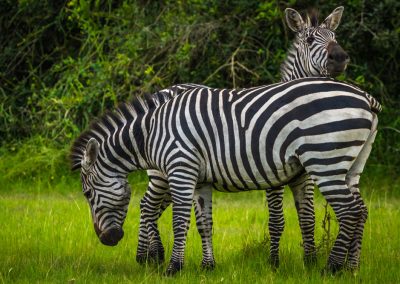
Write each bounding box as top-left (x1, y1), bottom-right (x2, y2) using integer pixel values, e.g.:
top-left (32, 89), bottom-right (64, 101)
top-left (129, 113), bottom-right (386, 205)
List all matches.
top-left (366, 93), bottom-right (382, 113)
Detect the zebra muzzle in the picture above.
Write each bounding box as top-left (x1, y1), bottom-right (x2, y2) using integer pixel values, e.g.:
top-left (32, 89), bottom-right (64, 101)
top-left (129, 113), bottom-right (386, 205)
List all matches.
top-left (98, 226), bottom-right (124, 246)
top-left (326, 42), bottom-right (350, 77)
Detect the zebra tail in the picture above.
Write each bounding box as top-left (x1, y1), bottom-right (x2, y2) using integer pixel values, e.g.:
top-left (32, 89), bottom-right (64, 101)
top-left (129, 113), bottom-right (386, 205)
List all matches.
top-left (365, 93), bottom-right (382, 114)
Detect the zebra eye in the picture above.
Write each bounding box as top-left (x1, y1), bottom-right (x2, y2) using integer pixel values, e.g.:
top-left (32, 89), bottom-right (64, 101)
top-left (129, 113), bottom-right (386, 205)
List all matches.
top-left (84, 190), bottom-right (92, 199)
top-left (306, 36), bottom-right (315, 45)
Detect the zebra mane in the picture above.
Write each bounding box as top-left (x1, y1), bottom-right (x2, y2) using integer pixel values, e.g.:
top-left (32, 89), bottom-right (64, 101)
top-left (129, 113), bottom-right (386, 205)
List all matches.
top-left (70, 91), bottom-right (172, 171)
top-left (307, 8), bottom-right (319, 27)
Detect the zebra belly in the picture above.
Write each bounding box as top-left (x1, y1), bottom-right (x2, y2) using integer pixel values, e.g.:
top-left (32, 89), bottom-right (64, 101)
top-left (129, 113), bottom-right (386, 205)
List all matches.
top-left (206, 155), bottom-right (303, 192)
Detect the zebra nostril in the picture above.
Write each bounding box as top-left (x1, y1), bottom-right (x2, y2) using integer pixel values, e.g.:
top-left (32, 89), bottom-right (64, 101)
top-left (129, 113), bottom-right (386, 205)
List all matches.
top-left (328, 54), bottom-right (334, 60)
top-left (99, 226), bottom-right (124, 246)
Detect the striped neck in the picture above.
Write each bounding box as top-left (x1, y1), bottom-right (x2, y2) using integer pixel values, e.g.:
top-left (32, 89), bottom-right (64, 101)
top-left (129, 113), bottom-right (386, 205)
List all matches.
top-left (108, 113), bottom-right (150, 173)
top-left (281, 41), bottom-right (301, 82)
top-left (281, 41), bottom-right (305, 82)
top-left (70, 99), bottom-right (154, 173)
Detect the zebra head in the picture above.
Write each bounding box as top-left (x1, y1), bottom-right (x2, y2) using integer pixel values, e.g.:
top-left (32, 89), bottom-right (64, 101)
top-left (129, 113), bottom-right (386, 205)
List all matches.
top-left (282, 6), bottom-right (349, 81)
top-left (76, 137), bottom-right (132, 246)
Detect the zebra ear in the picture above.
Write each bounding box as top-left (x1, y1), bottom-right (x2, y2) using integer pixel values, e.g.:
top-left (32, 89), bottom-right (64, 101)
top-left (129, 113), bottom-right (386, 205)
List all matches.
top-left (82, 138), bottom-right (100, 170)
top-left (285, 8), bottom-right (306, 32)
top-left (321, 6), bottom-right (344, 31)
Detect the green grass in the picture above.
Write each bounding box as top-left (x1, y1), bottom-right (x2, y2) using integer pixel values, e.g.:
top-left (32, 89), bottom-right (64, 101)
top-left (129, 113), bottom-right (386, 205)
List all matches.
top-left (1, 177), bottom-right (400, 283)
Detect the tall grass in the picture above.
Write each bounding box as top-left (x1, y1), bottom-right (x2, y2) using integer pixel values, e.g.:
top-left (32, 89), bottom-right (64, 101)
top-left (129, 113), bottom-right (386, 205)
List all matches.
top-left (1, 179), bottom-right (399, 283)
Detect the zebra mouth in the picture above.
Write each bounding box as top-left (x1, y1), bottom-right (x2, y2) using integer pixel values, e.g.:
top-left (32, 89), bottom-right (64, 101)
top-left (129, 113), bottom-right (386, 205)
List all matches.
top-left (327, 61), bottom-right (348, 78)
top-left (99, 226), bottom-right (124, 246)
top-left (329, 69), bottom-right (344, 77)
top-left (326, 65), bottom-right (346, 78)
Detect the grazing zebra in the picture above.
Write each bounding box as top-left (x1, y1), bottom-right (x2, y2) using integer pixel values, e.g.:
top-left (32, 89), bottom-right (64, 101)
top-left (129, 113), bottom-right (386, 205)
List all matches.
top-left (71, 77), bottom-right (381, 275)
top-left (137, 6), bottom-right (349, 268)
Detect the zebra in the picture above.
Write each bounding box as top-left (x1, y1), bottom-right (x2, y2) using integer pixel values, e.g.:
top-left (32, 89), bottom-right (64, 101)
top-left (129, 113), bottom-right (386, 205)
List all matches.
top-left (136, 6), bottom-right (350, 268)
top-left (71, 77), bottom-right (381, 275)
top-left (281, 6), bottom-right (349, 81)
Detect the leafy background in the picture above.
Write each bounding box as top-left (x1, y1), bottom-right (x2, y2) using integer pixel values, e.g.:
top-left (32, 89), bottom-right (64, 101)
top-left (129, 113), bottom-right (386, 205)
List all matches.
top-left (0, 0), bottom-right (399, 185)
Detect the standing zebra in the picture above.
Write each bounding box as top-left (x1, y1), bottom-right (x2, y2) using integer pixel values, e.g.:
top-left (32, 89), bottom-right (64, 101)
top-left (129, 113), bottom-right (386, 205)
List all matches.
top-left (137, 6), bottom-right (349, 268)
top-left (281, 6), bottom-right (349, 81)
top-left (71, 77), bottom-right (380, 275)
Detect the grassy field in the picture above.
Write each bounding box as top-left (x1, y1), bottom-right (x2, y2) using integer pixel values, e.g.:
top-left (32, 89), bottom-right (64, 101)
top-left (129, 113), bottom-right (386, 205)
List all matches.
top-left (1, 174), bottom-right (400, 284)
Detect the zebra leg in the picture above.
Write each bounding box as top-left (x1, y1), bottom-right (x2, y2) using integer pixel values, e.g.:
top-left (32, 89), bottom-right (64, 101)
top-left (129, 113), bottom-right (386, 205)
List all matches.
top-left (288, 173), bottom-right (316, 265)
top-left (299, 129), bottom-right (371, 274)
top-left (136, 170), bottom-right (170, 264)
top-left (147, 192), bottom-right (172, 263)
top-left (345, 190), bottom-right (367, 271)
top-left (165, 171), bottom-right (197, 276)
top-left (193, 185), bottom-right (215, 270)
top-left (266, 186), bottom-right (285, 269)
top-left (345, 116), bottom-right (377, 271)
top-left (136, 198), bottom-right (149, 263)
top-left (312, 175), bottom-right (361, 274)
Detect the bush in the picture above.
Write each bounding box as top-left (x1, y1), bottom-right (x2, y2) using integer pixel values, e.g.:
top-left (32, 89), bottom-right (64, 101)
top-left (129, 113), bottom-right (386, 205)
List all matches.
top-left (0, 0), bottom-right (399, 181)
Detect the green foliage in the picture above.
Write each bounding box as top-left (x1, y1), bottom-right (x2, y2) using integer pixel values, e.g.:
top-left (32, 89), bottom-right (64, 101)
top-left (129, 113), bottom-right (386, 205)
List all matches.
top-left (0, 136), bottom-right (71, 185)
top-left (0, 0), bottom-right (399, 182)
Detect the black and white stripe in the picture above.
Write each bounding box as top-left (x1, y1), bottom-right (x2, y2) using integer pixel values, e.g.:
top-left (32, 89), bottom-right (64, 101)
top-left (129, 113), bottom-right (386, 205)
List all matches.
top-left (71, 77), bottom-right (380, 275)
top-left (281, 6), bottom-right (349, 82)
top-left (138, 6), bottom-right (350, 268)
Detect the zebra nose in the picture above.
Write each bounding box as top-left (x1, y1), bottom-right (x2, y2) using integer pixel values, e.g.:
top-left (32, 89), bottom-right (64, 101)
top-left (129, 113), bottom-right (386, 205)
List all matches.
top-left (328, 42), bottom-right (349, 64)
top-left (99, 226), bottom-right (124, 246)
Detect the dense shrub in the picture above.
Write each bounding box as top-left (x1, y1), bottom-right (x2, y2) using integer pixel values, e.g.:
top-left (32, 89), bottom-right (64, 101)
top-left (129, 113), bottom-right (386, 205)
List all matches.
top-left (0, 0), bottom-right (399, 179)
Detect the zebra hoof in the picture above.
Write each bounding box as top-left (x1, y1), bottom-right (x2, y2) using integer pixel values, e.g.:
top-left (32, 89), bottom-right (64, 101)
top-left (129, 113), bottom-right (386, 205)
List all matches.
top-left (201, 260), bottom-right (216, 271)
top-left (136, 247), bottom-right (164, 264)
top-left (165, 261), bottom-right (183, 276)
top-left (269, 256), bottom-right (279, 270)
